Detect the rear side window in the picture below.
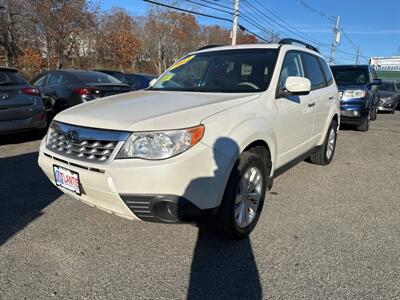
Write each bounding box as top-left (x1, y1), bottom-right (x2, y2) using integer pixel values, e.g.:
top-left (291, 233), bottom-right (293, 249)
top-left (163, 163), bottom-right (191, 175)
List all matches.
top-left (279, 51), bottom-right (305, 89)
top-left (48, 73), bottom-right (67, 86)
top-left (32, 74), bottom-right (47, 87)
top-left (302, 53), bottom-right (326, 90)
top-left (75, 72), bottom-right (123, 85)
top-left (0, 71), bottom-right (26, 86)
top-left (318, 57), bottom-right (334, 86)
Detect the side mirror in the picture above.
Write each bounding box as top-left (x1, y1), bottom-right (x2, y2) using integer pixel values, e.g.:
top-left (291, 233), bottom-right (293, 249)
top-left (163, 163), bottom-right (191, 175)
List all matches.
top-left (149, 78), bottom-right (157, 87)
top-left (283, 76), bottom-right (311, 96)
top-left (372, 78), bottom-right (382, 86)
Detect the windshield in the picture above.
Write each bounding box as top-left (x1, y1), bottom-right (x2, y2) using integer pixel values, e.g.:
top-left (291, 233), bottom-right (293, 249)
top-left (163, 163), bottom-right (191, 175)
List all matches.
top-left (379, 82), bottom-right (394, 92)
top-left (75, 72), bottom-right (123, 85)
top-left (0, 71), bottom-right (26, 86)
top-left (331, 67), bottom-right (369, 86)
top-left (150, 49), bottom-right (278, 93)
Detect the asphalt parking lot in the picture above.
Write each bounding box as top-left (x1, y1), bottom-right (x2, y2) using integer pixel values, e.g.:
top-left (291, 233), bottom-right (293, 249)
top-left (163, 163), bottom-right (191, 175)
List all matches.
top-left (0, 113), bottom-right (399, 300)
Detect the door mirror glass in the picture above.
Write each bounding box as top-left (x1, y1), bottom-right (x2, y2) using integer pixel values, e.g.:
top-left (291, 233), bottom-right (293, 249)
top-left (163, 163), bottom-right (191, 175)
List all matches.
top-left (284, 76), bottom-right (311, 95)
top-left (372, 78), bottom-right (382, 86)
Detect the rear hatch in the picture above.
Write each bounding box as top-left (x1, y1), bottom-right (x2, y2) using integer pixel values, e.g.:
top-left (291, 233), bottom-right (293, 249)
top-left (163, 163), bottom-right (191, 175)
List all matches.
top-left (0, 69), bottom-right (39, 121)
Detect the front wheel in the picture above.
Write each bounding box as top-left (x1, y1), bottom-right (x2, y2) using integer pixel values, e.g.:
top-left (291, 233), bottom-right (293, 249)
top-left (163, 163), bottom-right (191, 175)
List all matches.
top-left (214, 152), bottom-right (269, 240)
top-left (309, 120), bottom-right (338, 165)
top-left (357, 110), bottom-right (370, 131)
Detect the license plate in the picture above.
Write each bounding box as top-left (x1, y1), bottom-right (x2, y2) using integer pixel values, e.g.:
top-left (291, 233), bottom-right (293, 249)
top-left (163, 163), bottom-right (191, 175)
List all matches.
top-left (53, 165), bottom-right (81, 195)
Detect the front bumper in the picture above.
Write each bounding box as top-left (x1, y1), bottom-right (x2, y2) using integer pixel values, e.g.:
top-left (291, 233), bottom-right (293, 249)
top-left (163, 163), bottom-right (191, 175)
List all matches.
top-left (340, 104), bottom-right (368, 125)
top-left (378, 99), bottom-right (395, 111)
top-left (38, 138), bottom-right (232, 223)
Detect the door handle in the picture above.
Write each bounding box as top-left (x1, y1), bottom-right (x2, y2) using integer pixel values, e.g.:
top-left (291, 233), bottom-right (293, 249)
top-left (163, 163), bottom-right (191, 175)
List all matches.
top-left (308, 101), bottom-right (316, 107)
top-left (329, 96), bottom-right (334, 100)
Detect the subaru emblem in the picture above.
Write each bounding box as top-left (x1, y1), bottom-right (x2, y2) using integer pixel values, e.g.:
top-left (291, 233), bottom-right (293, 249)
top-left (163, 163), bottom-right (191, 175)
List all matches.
top-left (67, 130), bottom-right (80, 143)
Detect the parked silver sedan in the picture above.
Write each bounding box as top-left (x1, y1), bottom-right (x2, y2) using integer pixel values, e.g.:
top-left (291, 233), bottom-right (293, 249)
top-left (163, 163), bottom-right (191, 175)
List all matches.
top-left (0, 67), bottom-right (47, 134)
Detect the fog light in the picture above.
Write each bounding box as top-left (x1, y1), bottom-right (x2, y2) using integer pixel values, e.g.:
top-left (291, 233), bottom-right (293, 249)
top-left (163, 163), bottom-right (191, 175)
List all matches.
top-left (352, 110), bottom-right (359, 116)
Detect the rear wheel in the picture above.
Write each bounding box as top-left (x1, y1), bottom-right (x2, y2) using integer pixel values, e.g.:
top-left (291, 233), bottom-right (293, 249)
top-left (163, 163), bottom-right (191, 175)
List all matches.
top-left (309, 120), bottom-right (338, 165)
top-left (213, 151), bottom-right (269, 240)
top-left (357, 110), bottom-right (370, 131)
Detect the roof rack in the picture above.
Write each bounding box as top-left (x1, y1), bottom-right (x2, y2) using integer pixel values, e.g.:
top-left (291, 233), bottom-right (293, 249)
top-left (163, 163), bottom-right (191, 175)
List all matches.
top-left (278, 38), bottom-right (319, 53)
top-left (197, 45), bottom-right (224, 51)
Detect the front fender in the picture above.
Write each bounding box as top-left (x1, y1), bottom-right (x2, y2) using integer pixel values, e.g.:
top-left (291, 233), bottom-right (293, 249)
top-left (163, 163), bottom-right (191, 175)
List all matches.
top-left (202, 117), bottom-right (277, 177)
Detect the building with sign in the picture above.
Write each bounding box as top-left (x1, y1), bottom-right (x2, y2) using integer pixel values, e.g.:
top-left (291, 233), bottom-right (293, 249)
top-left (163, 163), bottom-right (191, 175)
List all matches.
top-left (369, 56), bottom-right (400, 80)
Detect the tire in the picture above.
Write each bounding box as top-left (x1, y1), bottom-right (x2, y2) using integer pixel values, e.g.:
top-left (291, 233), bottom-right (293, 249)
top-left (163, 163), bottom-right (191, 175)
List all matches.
top-left (371, 107), bottom-right (378, 120)
top-left (309, 120), bottom-right (338, 165)
top-left (357, 110), bottom-right (370, 131)
top-left (213, 151), bottom-right (269, 240)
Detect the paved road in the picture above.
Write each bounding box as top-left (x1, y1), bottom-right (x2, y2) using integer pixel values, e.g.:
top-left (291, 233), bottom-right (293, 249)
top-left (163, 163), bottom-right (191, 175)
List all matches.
top-left (1, 113), bottom-right (399, 300)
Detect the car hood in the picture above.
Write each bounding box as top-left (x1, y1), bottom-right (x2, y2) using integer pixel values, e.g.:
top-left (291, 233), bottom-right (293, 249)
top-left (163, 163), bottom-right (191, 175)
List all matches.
top-left (377, 91), bottom-right (395, 98)
top-left (55, 90), bottom-right (260, 131)
top-left (337, 84), bottom-right (368, 91)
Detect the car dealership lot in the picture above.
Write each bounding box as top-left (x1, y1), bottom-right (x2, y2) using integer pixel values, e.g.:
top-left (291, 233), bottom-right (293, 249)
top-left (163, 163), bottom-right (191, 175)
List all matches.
top-left (1, 114), bottom-right (399, 299)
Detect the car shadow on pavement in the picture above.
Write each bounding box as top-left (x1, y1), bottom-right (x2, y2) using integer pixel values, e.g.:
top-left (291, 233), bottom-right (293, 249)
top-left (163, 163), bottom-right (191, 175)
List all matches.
top-left (0, 152), bottom-right (61, 246)
top-left (0, 131), bottom-right (45, 146)
top-left (185, 137), bottom-right (263, 300)
top-left (187, 231), bottom-right (262, 300)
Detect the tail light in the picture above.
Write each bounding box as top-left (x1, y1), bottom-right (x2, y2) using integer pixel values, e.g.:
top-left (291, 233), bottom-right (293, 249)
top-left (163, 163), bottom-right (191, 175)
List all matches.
top-left (22, 87), bottom-right (40, 96)
top-left (73, 87), bottom-right (101, 96)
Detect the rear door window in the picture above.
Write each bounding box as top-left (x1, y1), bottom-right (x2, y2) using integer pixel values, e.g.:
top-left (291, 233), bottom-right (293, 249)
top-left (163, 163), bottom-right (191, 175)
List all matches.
top-left (318, 57), bottom-right (334, 86)
top-left (302, 53), bottom-right (326, 90)
top-left (48, 73), bottom-right (66, 87)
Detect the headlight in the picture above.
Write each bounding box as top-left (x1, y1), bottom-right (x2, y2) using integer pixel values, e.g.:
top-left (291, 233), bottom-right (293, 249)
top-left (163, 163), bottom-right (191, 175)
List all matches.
top-left (45, 124), bottom-right (55, 146)
top-left (117, 125), bottom-right (205, 160)
top-left (342, 89), bottom-right (366, 99)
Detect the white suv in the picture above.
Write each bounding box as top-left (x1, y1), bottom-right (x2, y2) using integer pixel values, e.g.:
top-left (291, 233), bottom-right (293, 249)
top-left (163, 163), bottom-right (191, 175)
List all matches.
top-left (38, 39), bottom-right (340, 239)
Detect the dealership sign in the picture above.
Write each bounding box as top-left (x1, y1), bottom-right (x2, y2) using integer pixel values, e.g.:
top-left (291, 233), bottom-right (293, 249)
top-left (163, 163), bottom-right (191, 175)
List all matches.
top-left (370, 56), bottom-right (400, 72)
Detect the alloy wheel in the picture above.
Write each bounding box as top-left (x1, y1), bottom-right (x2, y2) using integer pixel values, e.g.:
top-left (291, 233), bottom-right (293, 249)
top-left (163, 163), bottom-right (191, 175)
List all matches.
top-left (234, 167), bottom-right (263, 228)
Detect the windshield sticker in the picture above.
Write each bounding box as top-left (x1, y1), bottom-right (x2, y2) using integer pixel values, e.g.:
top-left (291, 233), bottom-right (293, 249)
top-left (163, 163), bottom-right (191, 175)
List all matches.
top-left (170, 55), bottom-right (196, 71)
top-left (158, 73), bottom-right (174, 84)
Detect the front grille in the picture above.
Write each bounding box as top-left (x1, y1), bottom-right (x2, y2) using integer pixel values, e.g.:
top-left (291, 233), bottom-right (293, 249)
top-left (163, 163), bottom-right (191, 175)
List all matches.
top-left (46, 121), bottom-right (129, 163)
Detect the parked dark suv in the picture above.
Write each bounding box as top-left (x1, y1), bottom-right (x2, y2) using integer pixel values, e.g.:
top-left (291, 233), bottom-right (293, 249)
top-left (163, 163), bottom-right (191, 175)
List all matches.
top-left (31, 70), bottom-right (131, 115)
top-left (331, 65), bottom-right (381, 131)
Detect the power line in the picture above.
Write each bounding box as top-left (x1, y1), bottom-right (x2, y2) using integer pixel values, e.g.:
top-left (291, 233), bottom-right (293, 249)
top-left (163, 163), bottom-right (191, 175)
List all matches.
top-left (197, 0), bottom-right (233, 11)
top-left (296, 0), bottom-right (336, 23)
top-left (240, 1), bottom-right (283, 37)
top-left (142, 0), bottom-right (270, 43)
top-left (143, 0), bottom-right (233, 23)
top-left (250, 0), bottom-right (327, 47)
top-left (182, 0), bottom-right (232, 16)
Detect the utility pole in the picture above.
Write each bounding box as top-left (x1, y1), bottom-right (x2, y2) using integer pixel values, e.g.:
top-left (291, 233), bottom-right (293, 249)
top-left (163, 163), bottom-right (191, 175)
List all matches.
top-left (355, 45), bottom-right (360, 64)
top-left (231, 0), bottom-right (239, 45)
top-left (329, 16), bottom-right (340, 65)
